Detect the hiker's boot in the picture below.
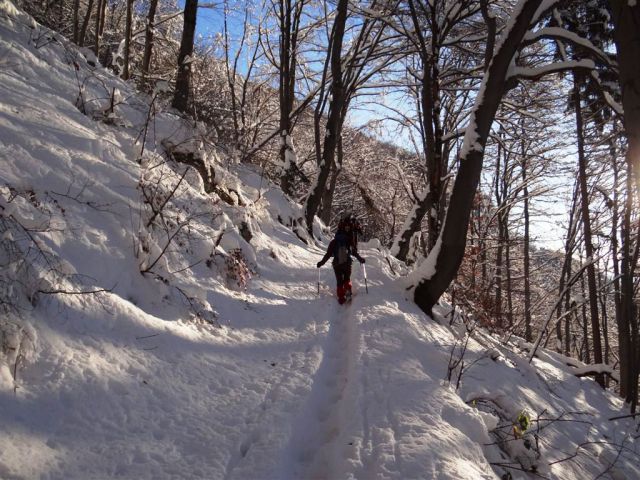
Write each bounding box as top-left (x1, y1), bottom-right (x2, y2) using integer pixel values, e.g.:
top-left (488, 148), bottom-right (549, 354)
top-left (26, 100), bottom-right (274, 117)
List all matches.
top-left (337, 284), bottom-right (346, 304)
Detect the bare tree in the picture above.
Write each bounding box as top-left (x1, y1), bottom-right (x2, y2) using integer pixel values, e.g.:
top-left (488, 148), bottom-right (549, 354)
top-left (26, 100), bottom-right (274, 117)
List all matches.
top-left (390, 0), bottom-right (484, 260)
top-left (572, 71), bottom-right (605, 386)
top-left (78, 0), bottom-right (95, 47)
top-left (142, 0), bottom-right (160, 81)
top-left (122, 0), bottom-right (134, 80)
top-left (609, 0), bottom-right (640, 411)
top-left (305, 0), bottom-right (396, 233)
top-left (303, 0), bottom-right (348, 233)
top-left (274, 0), bottom-right (308, 196)
top-left (172, 0), bottom-right (199, 112)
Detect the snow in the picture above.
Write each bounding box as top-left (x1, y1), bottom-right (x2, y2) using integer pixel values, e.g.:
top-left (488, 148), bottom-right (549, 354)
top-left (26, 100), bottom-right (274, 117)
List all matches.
top-left (510, 59), bottom-right (596, 81)
top-left (572, 363), bottom-right (617, 377)
top-left (524, 27), bottom-right (610, 64)
top-left (1, 4), bottom-right (639, 480)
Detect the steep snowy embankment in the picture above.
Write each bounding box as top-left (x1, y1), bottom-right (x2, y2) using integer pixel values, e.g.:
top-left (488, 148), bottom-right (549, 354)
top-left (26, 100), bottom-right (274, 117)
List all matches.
top-left (1, 2), bottom-right (638, 479)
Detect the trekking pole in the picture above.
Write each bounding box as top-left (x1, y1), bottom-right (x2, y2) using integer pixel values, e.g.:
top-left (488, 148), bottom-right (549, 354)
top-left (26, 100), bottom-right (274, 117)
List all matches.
top-left (317, 267), bottom-right (320, 295)
top-left (362, 263), bottom-right (368, 294)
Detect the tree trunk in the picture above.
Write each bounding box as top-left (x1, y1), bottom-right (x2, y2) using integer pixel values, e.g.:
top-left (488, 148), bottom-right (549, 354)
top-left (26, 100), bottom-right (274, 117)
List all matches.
top-left (504, 222), bottom-right (514, 328)
top-left (494, 139), bottom-right (505, 330)
top-left (142, 0), bottom-right (159, 80)
top-left (78, 0), bottom-right (94, 47)
top-left (99, 0), bottom-right (106, 35)
top-left (412, 0), bottom-right (543, 315)
top-left (598, 271), bottom-right (610, 387)
top-left (573, 72), bottom-right (605, 387)
top-left (563, 182), bottom-right (579, 356)
top-left (579, 268), bottom-right (591, 364)
top-left (391, 0), bottom-right (444, 260)
top-left (495, 216), bottom-right (504, 328)
top-left (122, 0), bottom-right (133, 80)
top-left (609, 1), bottom-right (640, 202)
top-left (72, 0), bottom-right (79, 43)
top-left (319, 133), bottom-right (343, 224)
top-left (609, 0), bottom-right (640, 410)
top-left (278, 0), bottom-right (303, 197)
top-left (390, 192), bottom-right (429, 260)
top-left (172, 0), bottom-right (198, 113)
top-left (619, 149), bottom-right (638, 407)
top-left (522, 155), bottom-right (532, 342)
top-left (304, 0), bottom-right (348, 235)
top-left (93, 0), bottom-right (104, 56)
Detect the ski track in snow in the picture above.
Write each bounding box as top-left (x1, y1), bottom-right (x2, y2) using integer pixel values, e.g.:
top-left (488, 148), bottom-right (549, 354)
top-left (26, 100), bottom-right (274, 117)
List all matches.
top-left (283, 298), bottom-right (363, 480)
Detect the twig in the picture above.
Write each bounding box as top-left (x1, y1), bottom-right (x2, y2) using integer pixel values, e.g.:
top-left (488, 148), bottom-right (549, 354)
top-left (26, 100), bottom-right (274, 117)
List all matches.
top-left (38, 287), bottom-right (112, 295)
top-left (141, 219), bottom-right (190, 274)
top-left (144, 167), bottom-right (189, 228)
top-left (488, 461), bottom-right (550, 479)
top-left (135, 333), bottom-right (160, 340)
top-left (13, 353), bottom-right (22, 395)
top-left (168, 259), bottom-right (204, 275)
top-left (608, 412), bottom-right (640, 421)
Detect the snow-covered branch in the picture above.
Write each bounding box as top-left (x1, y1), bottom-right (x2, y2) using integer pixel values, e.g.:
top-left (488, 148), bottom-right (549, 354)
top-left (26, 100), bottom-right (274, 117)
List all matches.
top-left (523, 27), bottom-right (613, 66)
top-left (508, 59), bottom-right (595, 82)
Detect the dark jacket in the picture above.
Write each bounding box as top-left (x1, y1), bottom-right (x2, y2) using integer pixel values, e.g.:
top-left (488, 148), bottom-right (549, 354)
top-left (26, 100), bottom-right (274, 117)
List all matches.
top-left (317, 231), bottom-right (364, 267)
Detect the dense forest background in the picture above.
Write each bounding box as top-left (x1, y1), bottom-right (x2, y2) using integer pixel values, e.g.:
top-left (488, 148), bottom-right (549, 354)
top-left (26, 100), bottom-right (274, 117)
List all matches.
top-left (10, 0), bottom-right (640, 411)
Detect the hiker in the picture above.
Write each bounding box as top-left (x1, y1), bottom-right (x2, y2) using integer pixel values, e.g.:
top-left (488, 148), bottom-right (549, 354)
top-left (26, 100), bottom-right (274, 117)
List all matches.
top-left (316, 216), bottom-right (365, 304)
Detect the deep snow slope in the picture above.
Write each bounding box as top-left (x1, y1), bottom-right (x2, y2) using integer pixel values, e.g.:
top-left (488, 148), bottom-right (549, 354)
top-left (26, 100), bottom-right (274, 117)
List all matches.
top-left (1, 3), bottom-right (639, 479)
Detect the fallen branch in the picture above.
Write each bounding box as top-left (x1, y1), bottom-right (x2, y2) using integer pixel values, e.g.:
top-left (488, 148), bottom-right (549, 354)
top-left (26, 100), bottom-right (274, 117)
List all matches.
top-left (608, 412), bottom-right (640, 421)
top-left (38, 286), bottom-right (112, 295)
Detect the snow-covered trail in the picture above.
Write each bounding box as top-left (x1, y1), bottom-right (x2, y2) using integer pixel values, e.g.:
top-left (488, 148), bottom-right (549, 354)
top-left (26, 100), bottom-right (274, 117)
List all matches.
top-left (251, 253), bottom-right (499, 480)
top-left (281, 294), bottom-right (363, 479)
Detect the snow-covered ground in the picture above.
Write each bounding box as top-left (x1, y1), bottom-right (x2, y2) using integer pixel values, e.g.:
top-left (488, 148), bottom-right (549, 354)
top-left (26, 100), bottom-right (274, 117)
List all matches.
top-left (1, 3), bottom-right (638, 479)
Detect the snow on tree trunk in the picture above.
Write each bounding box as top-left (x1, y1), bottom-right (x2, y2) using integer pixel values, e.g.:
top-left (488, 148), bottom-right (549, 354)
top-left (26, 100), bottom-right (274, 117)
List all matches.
top-left (390, 188), bottom-right (429, 261)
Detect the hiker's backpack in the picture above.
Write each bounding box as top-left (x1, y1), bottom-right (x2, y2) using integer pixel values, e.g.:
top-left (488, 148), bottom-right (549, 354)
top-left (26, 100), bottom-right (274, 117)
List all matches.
top-left (334, 232), bottom-right (350, 265)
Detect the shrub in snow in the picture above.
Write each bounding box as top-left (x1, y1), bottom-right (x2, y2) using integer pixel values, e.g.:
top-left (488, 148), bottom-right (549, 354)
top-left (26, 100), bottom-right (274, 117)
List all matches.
top-left (72, 65), bottom-right (128, 126)
top-left (0, 320), bottom-right (37, 390)
top-left (172, 285), bottom-right (219, 328)
top-left (136, 161), bottom-right (221, 275)
top-left (162, 136), bottom-right (216, 194)
top-left (225, 248), bottom-right (252, 290)
top-left (0, 190), bottom-right (60, 386)
top-left (471, 397), bottom-right (547, 477)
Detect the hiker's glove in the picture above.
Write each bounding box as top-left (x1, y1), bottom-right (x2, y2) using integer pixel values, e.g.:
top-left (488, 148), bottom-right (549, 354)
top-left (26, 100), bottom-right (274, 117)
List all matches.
top-left (316, 262), bottom-right (322, 268)
top-left (359, 258), bottom-right (365, 264)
